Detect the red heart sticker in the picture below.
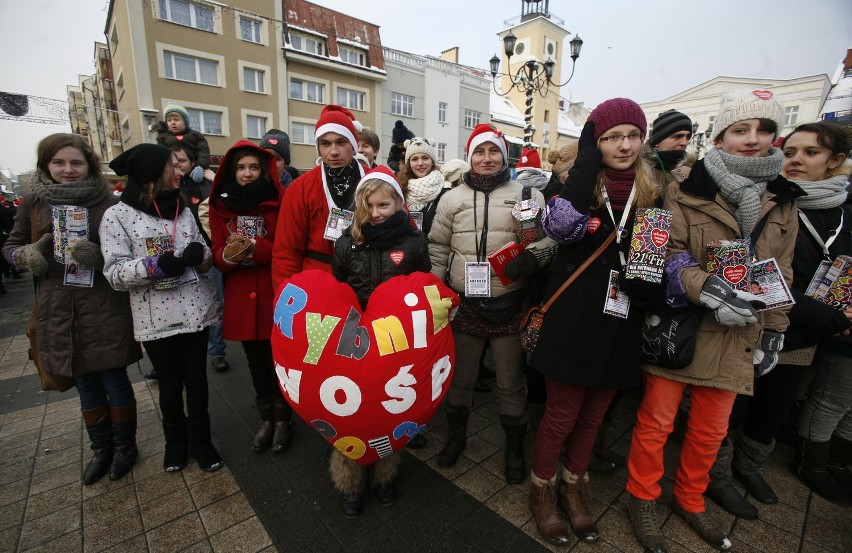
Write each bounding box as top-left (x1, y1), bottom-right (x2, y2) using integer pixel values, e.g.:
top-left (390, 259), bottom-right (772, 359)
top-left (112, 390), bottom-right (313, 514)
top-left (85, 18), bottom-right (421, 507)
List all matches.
top-left (268, 138), bottom-right (279, 145)
top-left (723, 265), bottom-right (748, 284)
top-left (587, 217), bottom-right (601, 234)
top-left (752, 90), bottom-right (773, 100)
top-left (650, 228), bottom-right (669, 248)
top-left (176, 135), bottom-right (185, 140)
top-left (272, 271), bottom-right (459, 465)
top-left (390, 251), bottom-right (404, 265)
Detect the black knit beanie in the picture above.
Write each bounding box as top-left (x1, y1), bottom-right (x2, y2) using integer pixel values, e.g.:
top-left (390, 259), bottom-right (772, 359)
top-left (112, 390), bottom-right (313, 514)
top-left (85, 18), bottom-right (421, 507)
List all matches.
top-left (648, 110), bottom-right (693, 148)
top-left (259, 129), bottom-right (291, 165)
top-left (109, 143), bottom-right (173, 186)
top-left (392, 120), bottom-right (414, 144)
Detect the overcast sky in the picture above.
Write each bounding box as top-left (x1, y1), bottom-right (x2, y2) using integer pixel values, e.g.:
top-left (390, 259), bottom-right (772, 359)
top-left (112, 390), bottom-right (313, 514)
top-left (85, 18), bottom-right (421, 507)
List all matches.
top-left (0, 0), bottom-right (849, 175)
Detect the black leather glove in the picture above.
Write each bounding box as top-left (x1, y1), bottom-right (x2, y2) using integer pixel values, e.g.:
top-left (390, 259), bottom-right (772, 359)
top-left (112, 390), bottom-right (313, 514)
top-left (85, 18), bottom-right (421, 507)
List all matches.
top-left (181, 242), bottom-right (205, 266)
top-left (560, 121), bottom-right (602, 210)
top-left (504, 249), bottom-right (539, 281)
top-left (619, 274), bottom-right (665, 308)
top-left (157, 251), bottom-right (186, 277)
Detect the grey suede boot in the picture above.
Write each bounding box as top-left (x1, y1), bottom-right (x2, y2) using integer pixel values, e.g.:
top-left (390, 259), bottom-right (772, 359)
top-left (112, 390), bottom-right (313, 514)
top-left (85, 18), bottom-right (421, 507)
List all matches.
top-left (705, 438), bottom-right (758, 519)
top-left (732, 435), bottom-right (777, 504)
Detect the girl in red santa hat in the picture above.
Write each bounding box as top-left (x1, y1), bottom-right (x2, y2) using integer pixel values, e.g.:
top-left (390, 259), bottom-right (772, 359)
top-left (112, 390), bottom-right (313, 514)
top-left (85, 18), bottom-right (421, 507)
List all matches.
top-left (329, 166), bottom-right (431, 518)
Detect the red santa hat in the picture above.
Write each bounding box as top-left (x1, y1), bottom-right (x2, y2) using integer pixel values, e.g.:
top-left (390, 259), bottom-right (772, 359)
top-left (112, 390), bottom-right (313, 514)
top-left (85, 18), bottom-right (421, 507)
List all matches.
top-left (465, 123), bottom-right (509, 166)
top-left (314, 104), bottom-right (361, 154)
top-left (516, 148), bottom-right (541, 169)
top-left (355, 165), bottom-right (404, 201)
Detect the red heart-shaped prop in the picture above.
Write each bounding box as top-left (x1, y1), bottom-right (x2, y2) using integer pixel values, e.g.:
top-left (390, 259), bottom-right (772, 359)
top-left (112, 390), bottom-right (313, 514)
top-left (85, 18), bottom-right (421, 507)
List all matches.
top-left (722, 265), bottom-right (748, 284)
top-left (587, 217), bottom-right (601, 234)
top-left (271, 270), bottom-right (459, 465)
top-left (650, 228), bottom-right (669, 248)
top-left (752, 90), bottom-right (773, 100)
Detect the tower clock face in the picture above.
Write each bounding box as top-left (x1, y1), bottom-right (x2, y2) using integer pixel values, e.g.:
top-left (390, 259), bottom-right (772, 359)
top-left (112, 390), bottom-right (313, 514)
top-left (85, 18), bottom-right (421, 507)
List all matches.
top-left (515, 42), bottom-right (525, 55)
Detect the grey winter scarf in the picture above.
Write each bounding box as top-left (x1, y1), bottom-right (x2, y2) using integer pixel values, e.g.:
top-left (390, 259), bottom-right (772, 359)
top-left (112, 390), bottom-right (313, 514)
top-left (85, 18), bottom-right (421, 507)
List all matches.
top-left (793, 174), bottom-right (849, 210)
top-left (703, 147), bottom-right (783, 237)
top-left (31, 175), bottom-right (109, 207)
top-left (406, 170), bottom-right (445, 212)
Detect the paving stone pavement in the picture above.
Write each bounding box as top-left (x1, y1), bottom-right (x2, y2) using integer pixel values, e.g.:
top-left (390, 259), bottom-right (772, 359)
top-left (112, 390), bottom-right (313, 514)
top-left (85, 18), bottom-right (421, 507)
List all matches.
top-left (1, 275), bottom-right (850, 552)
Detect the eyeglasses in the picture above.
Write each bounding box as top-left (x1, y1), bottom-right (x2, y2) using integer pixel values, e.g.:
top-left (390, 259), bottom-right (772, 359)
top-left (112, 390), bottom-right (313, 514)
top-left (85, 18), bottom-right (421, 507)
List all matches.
top-left (598, 132), bottom-right (642, 145)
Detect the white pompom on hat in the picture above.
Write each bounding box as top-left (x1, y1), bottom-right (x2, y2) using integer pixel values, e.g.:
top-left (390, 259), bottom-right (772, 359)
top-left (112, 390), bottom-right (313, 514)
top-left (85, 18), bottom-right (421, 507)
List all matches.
top-left (710, 88), bottom-right (785, 143)
top-left (314, 104), bottom-right (361, 153)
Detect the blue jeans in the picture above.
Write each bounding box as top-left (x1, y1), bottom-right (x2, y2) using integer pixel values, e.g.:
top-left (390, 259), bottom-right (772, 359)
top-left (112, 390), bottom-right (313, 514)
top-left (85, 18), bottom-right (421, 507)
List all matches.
top-left (203, 267), bottom-right (226, 358)
top-left (74, 368), bottom-right (135, 410)
top-left (798, 343), bottom-right (852, 442)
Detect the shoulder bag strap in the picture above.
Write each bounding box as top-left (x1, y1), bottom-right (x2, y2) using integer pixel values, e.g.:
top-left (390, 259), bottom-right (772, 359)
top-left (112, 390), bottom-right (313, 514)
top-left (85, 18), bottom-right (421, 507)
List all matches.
top-left (539, 230), bottom-right (616, 315)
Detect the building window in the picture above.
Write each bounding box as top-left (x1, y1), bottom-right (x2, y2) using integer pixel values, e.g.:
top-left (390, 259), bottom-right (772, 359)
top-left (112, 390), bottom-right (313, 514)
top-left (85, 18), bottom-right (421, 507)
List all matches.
top-left (246, 115), bottom-right (267, 139)
top-left (437, 143), bottom-right (447, 163)
top-left (708, 115), bottom-right (716, 134)
top-left (463, 109), bottom-right (481, 129)
top-left (339, 46), bottom-right (367, 67)
top-left (290, 78), bottom-right (324, 103)
top-left (243, 67), bottom-right (264, 93)
top-left (158, 0), bottom-right (214, 32)
top-left (290, 32), bottom-right (324, 56)
top-left (337, 87), bottom-right (365, 111)
top-left (239, 16), bottom-right (262, 43)
top-left (291, 121), bottom-right (314, 145)
top-left (116, 72), bottom-right (125, 100)
top-left (391, 92), bottom-right (414, 117)
top-left (186, 108), bottom-right (223, 135)
top-left (164, 51), bottom-right (218, 85)
top-left (109, 26), bottom-right (119, 48)
top-left (784, 106), bottom-right (799, 127)
top-left (438, 102), bottom-right (447, 124)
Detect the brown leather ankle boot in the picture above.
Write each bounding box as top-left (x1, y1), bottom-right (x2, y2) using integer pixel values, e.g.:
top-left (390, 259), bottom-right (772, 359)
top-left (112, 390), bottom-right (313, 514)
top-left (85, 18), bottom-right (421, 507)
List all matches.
top-left (558, 467), bottom-right (598, 542)
top-left (528, 471), bottom-right (571, 546)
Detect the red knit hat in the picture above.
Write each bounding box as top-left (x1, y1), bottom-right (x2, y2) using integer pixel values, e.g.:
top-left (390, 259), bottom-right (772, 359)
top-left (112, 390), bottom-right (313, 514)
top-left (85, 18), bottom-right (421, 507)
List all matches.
top-left (516, 148), bottom-right (541, 169)
top-left (588, 98), bottom-right (647, 140)
top-left (314, 104), bottom-right (361, 153)
top-left (356, 165), bottom-right (404, 201)
top-left (465, 123), bottom-right (509, 166)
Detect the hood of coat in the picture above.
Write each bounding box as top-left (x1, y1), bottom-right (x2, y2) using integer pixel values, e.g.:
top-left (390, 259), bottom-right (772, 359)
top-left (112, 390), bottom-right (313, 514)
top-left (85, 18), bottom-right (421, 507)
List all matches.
top-left (211, 139), bottom-right (282, 215)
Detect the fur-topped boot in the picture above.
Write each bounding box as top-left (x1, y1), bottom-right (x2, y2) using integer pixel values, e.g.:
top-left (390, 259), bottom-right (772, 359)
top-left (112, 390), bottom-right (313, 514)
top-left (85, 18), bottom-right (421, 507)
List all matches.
top-left (330, 449), bottom-right (366, 518)
top-left (371, 453), bottom-right (401, 507)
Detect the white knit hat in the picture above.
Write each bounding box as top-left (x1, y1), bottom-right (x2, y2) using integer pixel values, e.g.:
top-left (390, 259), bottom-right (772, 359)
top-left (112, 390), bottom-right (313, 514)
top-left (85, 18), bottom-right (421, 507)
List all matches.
top-left (710, 88), bottom-right (785, 143)
top-left (404, 137), bottom-right (437, 164)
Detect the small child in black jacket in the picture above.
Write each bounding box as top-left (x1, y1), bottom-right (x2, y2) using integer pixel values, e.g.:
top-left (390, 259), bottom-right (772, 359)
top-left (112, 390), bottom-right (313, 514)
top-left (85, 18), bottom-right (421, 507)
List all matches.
top-left (153, 104), bottom-right (211, 183)
top-left (329, 166), bottom-right (430, 518)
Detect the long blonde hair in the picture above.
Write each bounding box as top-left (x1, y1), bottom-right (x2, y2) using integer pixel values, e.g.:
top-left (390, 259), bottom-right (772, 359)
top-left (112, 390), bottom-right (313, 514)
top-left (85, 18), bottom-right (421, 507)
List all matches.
top-left (591, 157), bottom-right (660, 210)
top-left (349, 179), bottom-right (404, 245)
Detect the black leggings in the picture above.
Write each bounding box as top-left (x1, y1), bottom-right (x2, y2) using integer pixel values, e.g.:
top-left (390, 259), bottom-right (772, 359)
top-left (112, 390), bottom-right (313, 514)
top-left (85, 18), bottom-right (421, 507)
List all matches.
top-left (241, 339), bottom-right (284, 402)
top-left (144, 329), bottom-right (210, 429)
top-left (728, 363), bottom-right (807, 445)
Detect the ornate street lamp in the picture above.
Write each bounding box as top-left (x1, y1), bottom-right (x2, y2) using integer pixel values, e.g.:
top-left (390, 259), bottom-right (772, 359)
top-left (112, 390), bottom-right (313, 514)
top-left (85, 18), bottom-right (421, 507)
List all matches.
top-left (691, 122), bottom-right (712, 157)
top-left (490, 31), bottom-right (583, 148)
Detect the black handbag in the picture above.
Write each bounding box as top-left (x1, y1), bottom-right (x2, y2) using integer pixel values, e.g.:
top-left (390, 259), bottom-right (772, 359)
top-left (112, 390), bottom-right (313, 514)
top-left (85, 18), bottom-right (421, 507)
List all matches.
top-left (467, 289), bottom-right (526, 325)
top-left (640, 306), bottom-right (704, 370)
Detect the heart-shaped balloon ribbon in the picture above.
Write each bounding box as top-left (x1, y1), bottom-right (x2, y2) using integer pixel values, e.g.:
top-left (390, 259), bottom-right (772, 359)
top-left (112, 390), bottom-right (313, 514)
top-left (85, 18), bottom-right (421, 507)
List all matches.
top-left (271, 270), bottom-right (460, 465)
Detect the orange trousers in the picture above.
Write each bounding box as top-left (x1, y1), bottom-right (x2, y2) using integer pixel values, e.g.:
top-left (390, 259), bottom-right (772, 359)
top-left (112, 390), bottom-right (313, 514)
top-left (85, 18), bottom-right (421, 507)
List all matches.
top-left (626, 372), bottom-right (737, 512)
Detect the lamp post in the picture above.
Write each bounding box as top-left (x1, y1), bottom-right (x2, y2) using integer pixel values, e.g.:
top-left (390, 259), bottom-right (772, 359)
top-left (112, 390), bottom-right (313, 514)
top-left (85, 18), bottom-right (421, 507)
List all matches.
top-left (490, 31), bottom-right (582, 148)
top-left (691, 121), bottom-right (711, 157)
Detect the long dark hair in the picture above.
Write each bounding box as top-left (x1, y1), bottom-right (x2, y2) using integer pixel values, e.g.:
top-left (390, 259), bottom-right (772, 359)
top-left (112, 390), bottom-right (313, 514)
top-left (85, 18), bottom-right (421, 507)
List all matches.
top-left (36, 133), bottom-right (102, 183)
top-left (783, 122), bottom-right (851, 157)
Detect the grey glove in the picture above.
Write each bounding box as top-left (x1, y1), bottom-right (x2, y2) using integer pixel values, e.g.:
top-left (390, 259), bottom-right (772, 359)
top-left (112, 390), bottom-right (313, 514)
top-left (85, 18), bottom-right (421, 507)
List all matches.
top-left (753, 330), bottom-right (784, 377)
top-left (189, 166), bottom-right (204, 183)
top-left (11, 233), bottom-right (53, 276)
top-left (699, 275), bottom-right (759, 327)
top-left (70, 239), bottom-right (104, 269)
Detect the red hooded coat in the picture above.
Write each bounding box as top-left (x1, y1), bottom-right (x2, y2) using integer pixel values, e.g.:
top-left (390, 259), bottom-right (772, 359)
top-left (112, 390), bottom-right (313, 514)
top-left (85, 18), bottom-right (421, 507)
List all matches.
top-left (209, 140), bottom-right (282, 341)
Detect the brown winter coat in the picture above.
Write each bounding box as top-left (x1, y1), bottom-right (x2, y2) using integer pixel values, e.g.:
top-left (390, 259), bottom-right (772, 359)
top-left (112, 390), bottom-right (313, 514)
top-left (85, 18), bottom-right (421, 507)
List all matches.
top-left (5, 194), bottom-right (141, 378)
top-left (643, 160), bottom-right (803, 396)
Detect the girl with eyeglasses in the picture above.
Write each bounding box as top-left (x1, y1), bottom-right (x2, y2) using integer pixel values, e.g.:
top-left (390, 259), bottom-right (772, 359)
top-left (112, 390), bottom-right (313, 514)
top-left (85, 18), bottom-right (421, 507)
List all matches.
top-left (528, 98), bottom-right (665, 545)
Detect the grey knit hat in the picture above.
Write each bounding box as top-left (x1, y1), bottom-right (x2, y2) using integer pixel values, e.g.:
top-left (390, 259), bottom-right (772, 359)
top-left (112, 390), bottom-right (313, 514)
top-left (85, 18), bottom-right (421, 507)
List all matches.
top-left (648, 110), bottom-right (693, 148)
top-left (259, 129), bottom-right (291, 165)
top-left (711, 88), bottom-right (785, 142)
